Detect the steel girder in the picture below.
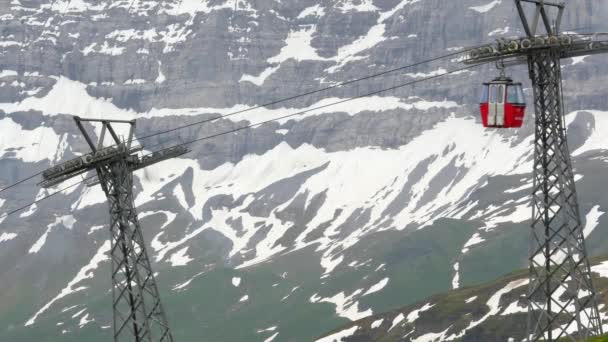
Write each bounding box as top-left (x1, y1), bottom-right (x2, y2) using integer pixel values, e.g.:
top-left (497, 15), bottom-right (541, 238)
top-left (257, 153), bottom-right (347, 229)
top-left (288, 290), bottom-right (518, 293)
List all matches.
top-left (99, 159), bottom-right (174, 342)
top-left (526, 49), bottom-right (602, 341)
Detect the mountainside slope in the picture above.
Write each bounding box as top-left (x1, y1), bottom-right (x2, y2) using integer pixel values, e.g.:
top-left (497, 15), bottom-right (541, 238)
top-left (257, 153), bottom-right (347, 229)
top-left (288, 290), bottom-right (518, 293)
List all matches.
top-left (319, 257), bottom-right (608, 342)
top-left (1, 0), bottom-right (608, 341)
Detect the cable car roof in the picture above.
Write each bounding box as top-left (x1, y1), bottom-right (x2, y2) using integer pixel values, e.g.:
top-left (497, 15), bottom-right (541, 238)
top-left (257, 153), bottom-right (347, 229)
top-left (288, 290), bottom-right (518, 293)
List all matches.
top-left (483, 76), bottom-right (523, 85)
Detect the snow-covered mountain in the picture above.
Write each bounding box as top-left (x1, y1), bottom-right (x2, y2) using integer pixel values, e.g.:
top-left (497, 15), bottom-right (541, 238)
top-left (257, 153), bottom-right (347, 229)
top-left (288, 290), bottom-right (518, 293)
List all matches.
top-left (1, 0), bottom-right (608, 341)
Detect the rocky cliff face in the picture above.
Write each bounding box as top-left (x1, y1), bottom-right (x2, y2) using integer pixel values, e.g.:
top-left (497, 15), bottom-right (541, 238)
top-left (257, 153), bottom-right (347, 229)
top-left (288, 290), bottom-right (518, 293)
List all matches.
top-left (1, 0), bottom-right (608, 341)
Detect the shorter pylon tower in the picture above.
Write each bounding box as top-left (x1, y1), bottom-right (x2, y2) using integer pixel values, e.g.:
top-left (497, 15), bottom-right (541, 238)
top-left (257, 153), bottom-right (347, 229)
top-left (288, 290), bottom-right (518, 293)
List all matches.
top-left (40, 117), bottom-right (188, 342)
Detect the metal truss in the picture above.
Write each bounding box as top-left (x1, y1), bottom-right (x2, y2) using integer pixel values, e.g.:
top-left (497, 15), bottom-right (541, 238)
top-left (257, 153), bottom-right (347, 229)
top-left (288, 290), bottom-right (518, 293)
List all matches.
top-left (526, 49), bottom-right (602, 342)
top-left (100, 158), bottom-right (174, 342)
top-left (40, 117), bottom-right (188, 342)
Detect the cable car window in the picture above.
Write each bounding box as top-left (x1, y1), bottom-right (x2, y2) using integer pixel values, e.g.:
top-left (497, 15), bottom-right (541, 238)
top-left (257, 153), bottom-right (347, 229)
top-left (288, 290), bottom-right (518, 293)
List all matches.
top-left (489, 85), bottom-right (496, 103)
top-left (507, 86), bottom-right (518, 103)
top-left (507, 84), bottom-right (526, 104)
top-left (497, 85), bottom-right (505, 103)
top-left (479, 84), bottom-right (489, 103)
top-left (516, 85), bottom-right (525, 104)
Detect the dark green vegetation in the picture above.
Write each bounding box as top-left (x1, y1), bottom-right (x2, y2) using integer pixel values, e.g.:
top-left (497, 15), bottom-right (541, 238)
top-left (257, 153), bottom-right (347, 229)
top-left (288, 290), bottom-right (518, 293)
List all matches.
top-left (320, 269), bottom-right (530, 341)
top-left (322, 254), bottom-right (608, 342)
top-left (6, 214), bottom-right (608, 342)
top-left (0, 218), bottom-right (518, 341)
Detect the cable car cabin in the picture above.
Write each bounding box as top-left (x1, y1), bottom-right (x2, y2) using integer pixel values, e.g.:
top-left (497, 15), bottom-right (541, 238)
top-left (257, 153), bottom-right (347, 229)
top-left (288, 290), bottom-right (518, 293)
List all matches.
top-left (479, 77), bottom-right (526, 128)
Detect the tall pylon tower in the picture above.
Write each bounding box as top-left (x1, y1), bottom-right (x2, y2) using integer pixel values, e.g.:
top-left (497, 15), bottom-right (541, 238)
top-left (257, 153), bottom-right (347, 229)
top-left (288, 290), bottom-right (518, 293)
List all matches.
top-left (465, 1), bottom-right (608, 340)
top-left (39, 117), bottom-right (189, 342)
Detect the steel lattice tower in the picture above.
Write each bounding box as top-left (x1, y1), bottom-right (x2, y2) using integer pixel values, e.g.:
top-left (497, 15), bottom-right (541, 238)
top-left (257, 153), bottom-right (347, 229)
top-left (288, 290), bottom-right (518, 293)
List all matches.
top-left (464, 0), bottom-right (608, 340)
top-left (527, 49), bottom-right (602, 341)
top-left (103, 158), bottom-right (173, 342)
top-left (40, 117), bottom-right (189, 342)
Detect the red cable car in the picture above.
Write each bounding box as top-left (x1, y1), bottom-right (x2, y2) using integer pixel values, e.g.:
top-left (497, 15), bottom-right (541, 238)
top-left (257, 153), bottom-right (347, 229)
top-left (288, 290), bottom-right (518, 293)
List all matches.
top-left (479, 76), bottom-right (526, 128)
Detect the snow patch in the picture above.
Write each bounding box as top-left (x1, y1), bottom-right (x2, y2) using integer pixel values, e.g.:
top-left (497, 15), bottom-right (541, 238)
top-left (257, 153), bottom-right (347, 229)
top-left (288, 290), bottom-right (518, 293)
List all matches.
top-left (592, 261), bottom-right (608, 278)
top-left (504, 182), bottom-right (530, 194)
top-left (488, 27), bottom-right (509, 36)
top-left (0, 232), bottom-right (17, 243)
top-left (240, 65), bottom-right (280, 86)
top-left (172, 270), bottom-right (206, 291)
top-left (0, 77), bottom-right (136, 121)
top-left (570, 110), bottom-right (608, 157)
top-left (0, 74), bottom-right (460, 125)
top-left (173, 183), bottom-right (190, 209)
top-left (328, 0), bottom-right (421, 73)
top-left (78, 313), bottom-right (94, 328)
top-left (0, 117), bottom-right (61, 163)
top-left (160, 0), bottom-right (255, 16)
top-left (0, 70), bottom-right (18, 78)
top-left (321, 254), bottom-right (344, 275)
top-left (363, 278), bottom-right (389, 296)
top-left (298, 5), bottom-right (325, 18)
top-left (232, 277), bottom-right (241, 287)
top-left (407, 303), bottom-right (434, 324)
top-left (374, 263), bottom-right (386, 272)
top-left (405, 68), bottom-right (448, 79)
top-left (583, 205), bottom-right (604, 238)
top-left (446, 279), bottom-right (528, 339)
top-left (452, 262), bottom-right (460, 289)
top-left (281, 286), bottom-right (300, 301)
top-left (168, 246), bottom-right (193, 266)
top-left (71, 308), bottom-right (86, 318)
top-left (268, 25), bottom-right (327, 64)
top-left (315, 326), bottom-right (359, 342)
top-left (336, 0), bottom-right (377, 12)
top-left (264, 332), bottom-right (279, 342)
top-left (61, 305), bottom-right (80, 313)
top-left (154, 61), bottom-right (167, 84)
top-left (389, 313), bottom-right (404, 331)
top-left (25, 241), bottom-right (111, 326)
top-left (462, 233), bottom-right (485, 253)
top-left (29, 215), bottom-right (76, 254)
top-left (257, 326), bottom-right (277, 333)
top-left (71, 185), bottom-right (106, 210)
top-left (371, 318), bottom-right (383, 328)
top-left (310, 290), bottom-right (372, 321)
top-left (571, 56), bottom-right (587, 65)
top-left (412, 326), bottom-right (452, 342)
top-left (500, 299), bottom-right (527, 315)
top-left (465, 296), bottom-right (478, 303)
top-left (88, 225), bottom-right (105, 235)
top-left (470, 0), bottom-right (501, 13)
